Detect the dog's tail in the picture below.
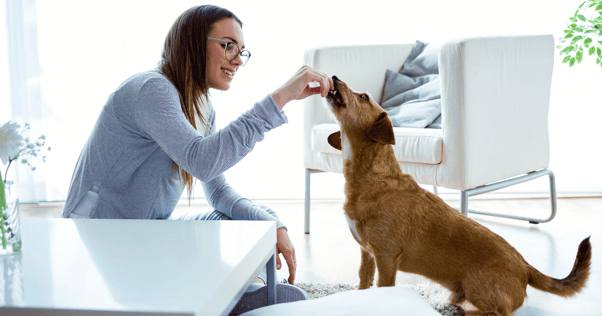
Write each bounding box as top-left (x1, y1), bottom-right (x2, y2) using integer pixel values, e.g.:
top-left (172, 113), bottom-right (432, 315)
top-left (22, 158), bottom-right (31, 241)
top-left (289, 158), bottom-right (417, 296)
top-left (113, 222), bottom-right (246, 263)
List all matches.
top-left (528, 236), bottom-right (591, 297)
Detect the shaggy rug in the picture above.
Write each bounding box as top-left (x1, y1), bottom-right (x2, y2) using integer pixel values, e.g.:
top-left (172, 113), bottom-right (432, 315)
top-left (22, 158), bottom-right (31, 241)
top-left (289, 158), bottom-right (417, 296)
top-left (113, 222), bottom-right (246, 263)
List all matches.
top-left (294, 282), bottom-right (465, 316)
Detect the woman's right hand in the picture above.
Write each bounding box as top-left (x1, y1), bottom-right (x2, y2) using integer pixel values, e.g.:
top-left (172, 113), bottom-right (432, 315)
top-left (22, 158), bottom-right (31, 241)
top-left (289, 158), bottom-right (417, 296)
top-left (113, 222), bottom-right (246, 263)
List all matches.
top-left (271, 65), bottom-right (333, 110)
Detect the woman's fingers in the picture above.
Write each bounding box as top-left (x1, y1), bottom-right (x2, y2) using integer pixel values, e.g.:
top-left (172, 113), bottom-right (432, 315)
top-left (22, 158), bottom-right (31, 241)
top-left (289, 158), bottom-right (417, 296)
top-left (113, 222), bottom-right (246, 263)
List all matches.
top-left (306, 86), bottom-right (323, 98)
top-left (271, 66), bottom-right (332, 109)
top-left (276, 244), bottom-right (282, 269)
top-left (299, 66), bottom-right (332, 98)
top-left (276, 227), bottom-right (297, 284)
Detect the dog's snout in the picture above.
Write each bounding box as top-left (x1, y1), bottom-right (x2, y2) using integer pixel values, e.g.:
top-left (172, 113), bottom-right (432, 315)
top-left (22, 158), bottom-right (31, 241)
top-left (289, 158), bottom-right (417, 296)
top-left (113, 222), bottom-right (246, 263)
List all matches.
top-left (332, 75), bottom-right (340, 82)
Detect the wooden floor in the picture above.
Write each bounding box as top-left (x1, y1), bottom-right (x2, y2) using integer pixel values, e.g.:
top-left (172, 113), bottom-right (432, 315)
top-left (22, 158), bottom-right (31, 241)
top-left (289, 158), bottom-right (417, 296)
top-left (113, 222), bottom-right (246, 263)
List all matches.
top-left (22, 196), bottom-right (601, 315)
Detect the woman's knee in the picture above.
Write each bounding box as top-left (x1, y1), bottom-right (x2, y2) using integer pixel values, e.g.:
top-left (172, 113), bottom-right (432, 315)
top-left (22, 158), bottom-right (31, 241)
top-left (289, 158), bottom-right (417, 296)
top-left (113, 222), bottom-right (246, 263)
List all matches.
top-left (204, 210), bottom-right (232, 221)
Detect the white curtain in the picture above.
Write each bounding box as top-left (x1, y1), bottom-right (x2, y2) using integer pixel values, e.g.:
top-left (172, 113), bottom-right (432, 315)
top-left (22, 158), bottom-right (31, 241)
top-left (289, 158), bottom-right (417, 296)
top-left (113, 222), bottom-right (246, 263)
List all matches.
top-left (2, 0), bottom-right (601, 203)
top-left (2, 0), bottom-right (48, 203)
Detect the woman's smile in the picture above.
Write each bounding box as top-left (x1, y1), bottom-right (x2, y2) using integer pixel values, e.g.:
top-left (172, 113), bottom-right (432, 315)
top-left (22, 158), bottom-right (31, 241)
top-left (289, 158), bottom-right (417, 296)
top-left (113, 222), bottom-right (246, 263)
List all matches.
top-left (221, 67), bottom-right (236, 78)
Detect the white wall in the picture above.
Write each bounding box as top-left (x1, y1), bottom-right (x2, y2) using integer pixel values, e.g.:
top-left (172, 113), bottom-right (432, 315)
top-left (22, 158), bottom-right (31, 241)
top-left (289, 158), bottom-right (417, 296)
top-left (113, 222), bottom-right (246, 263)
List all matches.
top-left (2, 0), bottom-right (601, 202)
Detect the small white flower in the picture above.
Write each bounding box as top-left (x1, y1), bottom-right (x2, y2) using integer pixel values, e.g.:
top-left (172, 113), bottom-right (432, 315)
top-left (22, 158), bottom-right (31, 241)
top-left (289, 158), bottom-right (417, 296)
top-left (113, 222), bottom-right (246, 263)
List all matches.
top-left (0, 121), bottom-right (25, 165)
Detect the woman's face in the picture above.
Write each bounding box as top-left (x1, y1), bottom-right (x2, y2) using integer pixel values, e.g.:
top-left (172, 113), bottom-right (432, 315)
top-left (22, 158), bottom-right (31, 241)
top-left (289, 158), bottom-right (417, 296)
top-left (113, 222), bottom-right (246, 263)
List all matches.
top-left (207, 18), bottom-right (245, 91)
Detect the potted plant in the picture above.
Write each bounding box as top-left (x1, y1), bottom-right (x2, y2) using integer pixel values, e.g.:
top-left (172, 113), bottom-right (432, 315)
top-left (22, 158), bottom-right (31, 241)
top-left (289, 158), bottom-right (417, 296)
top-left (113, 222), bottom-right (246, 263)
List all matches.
top-left (557, 0), bottom-right (602, 67)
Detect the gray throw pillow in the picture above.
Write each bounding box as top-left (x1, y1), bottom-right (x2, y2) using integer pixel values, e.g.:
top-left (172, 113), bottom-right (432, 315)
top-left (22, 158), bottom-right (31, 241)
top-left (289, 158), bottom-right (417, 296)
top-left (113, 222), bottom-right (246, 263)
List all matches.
top-left (380, 40), bottom-right (441, 129)
top-left (400, 41), bottom-right (439, 77)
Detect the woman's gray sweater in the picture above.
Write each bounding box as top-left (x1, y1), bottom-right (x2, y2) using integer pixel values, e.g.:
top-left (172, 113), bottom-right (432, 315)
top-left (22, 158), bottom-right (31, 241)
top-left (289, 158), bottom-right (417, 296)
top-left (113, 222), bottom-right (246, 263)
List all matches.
top-left (62, 70), bottom-right (287, 229)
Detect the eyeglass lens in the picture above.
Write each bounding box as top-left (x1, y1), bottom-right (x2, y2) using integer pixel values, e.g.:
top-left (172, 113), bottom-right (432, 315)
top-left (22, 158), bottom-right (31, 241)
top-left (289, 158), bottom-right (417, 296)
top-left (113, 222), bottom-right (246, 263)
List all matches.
top-left (224, 43), bottom-right (249, 65)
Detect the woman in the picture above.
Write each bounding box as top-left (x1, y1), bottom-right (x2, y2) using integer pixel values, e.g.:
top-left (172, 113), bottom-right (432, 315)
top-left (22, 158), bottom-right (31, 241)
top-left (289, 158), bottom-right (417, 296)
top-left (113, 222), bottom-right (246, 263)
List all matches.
top-left (62, 5), bottom-right (332, 314)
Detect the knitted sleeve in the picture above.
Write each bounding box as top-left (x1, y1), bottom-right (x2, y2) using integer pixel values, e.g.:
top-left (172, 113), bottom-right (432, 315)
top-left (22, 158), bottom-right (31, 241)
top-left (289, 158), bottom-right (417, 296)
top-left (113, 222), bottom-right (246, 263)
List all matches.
top-left (132, 76), bottom-right (288, 183)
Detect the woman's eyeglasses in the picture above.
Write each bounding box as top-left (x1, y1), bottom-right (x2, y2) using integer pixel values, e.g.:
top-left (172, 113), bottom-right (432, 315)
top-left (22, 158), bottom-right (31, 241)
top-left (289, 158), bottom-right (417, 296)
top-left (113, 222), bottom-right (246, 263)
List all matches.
top-left (207, 37), bottom-right (251, 67)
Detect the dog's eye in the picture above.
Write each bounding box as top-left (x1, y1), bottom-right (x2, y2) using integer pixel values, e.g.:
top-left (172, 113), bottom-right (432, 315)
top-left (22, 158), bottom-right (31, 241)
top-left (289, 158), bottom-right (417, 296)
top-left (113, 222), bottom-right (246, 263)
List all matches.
top-left (360, 94), bottom-right (370, 101)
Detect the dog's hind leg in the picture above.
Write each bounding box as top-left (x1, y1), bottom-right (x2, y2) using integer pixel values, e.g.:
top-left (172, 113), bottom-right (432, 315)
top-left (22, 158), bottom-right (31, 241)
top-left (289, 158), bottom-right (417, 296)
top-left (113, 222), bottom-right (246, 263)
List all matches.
top-left (358, 248), bottom-right (376, 289)
top-left (464, 282), bottom-right (519, 316)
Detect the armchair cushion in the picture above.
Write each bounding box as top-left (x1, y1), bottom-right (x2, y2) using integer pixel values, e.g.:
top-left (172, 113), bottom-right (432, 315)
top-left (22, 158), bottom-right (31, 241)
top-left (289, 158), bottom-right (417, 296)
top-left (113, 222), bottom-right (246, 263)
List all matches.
top-left (381, 41), bottom-right (441, 128)
top-left (312, 124), bottom-right (443, 165)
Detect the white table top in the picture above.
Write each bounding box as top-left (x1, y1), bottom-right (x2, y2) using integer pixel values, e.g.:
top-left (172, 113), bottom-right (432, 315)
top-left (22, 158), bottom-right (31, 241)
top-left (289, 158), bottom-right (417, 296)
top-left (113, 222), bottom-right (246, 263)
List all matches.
top-left (1, 218), bottom-right (276, 315)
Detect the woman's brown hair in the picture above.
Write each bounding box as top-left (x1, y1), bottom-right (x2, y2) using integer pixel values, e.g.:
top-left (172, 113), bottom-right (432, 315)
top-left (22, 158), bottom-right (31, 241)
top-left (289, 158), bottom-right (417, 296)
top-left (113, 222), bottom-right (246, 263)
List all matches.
top-left (159, 5), bottom-right (242, 198)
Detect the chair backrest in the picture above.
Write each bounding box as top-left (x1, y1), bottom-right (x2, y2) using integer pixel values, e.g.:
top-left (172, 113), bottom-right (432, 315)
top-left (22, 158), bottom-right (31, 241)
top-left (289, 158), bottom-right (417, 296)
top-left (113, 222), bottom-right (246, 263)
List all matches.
top-left (437, 35), bottom-right (554, 190)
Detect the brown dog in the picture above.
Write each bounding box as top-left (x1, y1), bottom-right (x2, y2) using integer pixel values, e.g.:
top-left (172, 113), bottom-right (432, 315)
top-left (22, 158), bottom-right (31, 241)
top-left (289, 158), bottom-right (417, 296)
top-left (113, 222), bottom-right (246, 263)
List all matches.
top-left (324, 76), bottom-right (591, 316)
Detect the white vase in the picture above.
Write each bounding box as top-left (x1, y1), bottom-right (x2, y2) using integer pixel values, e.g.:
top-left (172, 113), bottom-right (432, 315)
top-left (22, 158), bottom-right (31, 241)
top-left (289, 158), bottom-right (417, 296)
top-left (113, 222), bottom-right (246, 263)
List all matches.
top-left (1, 181), bottom-right (21, 255)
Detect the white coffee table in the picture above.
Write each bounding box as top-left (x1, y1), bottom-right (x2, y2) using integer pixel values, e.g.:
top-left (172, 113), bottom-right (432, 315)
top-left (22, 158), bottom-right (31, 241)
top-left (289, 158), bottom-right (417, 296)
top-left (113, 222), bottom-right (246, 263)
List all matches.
top-left (0, 218), bottom-right (277, 315)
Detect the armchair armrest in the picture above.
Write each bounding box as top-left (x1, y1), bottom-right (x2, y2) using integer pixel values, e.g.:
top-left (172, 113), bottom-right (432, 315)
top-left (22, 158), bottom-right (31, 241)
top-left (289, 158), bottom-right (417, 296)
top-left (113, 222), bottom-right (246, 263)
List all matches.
top-left (437, 35), bottom-right (555, 190)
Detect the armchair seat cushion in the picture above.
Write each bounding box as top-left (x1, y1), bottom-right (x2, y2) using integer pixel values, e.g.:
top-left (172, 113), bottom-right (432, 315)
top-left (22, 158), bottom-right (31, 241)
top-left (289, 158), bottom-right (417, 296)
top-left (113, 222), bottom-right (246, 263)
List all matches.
top-left (311, 124), bottom-right (443, 165)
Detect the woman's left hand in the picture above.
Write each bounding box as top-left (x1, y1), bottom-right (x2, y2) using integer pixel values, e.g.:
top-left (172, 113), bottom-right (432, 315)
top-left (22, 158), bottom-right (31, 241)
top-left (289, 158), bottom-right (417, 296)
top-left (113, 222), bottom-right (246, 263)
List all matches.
top-left (276, 227), bottom-right (297, 285)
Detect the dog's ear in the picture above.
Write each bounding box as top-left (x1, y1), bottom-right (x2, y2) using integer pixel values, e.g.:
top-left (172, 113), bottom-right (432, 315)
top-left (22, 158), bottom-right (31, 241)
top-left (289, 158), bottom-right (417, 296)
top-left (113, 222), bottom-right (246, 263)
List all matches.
top-left (327, 131), bottom-right (342, 151)
top-left (368, 112), bottom-right (396, 145)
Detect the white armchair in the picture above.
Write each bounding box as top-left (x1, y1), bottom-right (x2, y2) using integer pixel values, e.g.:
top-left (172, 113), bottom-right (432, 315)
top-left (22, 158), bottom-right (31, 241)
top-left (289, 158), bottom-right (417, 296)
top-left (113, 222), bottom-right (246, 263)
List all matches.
top-left (302, 35), bottom-right (557, 234)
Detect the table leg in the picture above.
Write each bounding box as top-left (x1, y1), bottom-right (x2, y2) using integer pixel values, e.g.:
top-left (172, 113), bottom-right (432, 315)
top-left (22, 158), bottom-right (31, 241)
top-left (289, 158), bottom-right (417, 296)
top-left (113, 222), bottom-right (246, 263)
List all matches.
top-left (266, 247), bottom-right (277, 305)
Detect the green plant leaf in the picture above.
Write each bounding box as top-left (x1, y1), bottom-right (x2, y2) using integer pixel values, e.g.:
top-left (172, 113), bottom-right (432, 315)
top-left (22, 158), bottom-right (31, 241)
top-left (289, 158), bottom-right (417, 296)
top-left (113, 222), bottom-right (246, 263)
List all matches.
top-left (570, 23), bottom-right (578, 29)
top-left (596, 3), bottom-right (602, 10)
top-left (570, 17), bottom-right (578, 23)
top-left (565, 33), bottom-right (574, 38)
top-left (590, 46), bottom-right (596, 55)
top-left (578, 14), bottom-right (587, 21)
top-left (570, 58), bottom-right (576, 66)
top-left (598, 47), bottom-right (602, 56)
top-left (562, 46), bottom-right (575, 53)
top-left (577, 51), bottom-right (583, 63)
top-left (572, 35), bottom-right (584, 42)
top-left (585, 37), bottom-right (593, 45)
top-left (563, 55), bottom-right (572, 63)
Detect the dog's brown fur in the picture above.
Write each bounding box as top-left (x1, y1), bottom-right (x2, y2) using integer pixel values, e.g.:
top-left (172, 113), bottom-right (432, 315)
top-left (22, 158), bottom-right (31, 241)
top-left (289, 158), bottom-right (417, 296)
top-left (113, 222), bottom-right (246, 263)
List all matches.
top-left (324, 76), bottom-right (591, 316)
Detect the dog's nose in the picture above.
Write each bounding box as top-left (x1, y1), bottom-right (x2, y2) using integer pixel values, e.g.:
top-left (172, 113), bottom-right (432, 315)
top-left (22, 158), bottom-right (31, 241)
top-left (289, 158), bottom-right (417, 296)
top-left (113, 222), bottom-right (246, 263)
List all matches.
top-left (332, 75), bottom-right (340, 82)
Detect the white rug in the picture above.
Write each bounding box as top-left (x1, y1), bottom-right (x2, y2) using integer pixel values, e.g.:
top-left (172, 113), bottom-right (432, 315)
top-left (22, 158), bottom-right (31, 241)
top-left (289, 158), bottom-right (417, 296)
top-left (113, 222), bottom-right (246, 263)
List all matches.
top-left (294, 282), bottom-right (465, 316)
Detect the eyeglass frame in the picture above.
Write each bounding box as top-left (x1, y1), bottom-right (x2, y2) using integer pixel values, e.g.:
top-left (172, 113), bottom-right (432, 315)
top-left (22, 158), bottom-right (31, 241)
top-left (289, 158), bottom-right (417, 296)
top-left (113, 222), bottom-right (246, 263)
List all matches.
top-left (207, 37), bottom-right (251, 66)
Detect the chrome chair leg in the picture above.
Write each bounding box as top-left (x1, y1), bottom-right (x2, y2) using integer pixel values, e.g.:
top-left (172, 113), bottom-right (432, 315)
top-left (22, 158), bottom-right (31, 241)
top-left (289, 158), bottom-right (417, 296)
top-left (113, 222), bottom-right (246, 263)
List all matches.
top-left (304, 169), bottom-right (325, 234)
top-left (304, 169), bottom-right (311, 234)
top-left (456, 169), bottom-right (557, 224)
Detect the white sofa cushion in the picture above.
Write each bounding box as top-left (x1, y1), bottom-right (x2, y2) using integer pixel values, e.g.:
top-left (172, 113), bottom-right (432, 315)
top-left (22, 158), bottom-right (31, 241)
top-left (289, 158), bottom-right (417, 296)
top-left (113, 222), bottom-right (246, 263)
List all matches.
top-left (312, 124), bottom-right (443, 165)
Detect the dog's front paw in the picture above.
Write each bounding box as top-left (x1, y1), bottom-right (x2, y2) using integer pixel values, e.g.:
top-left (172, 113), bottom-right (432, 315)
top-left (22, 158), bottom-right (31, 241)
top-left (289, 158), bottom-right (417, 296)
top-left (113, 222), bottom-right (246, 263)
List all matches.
top-left (358, 280), bottom-right (373, 290)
